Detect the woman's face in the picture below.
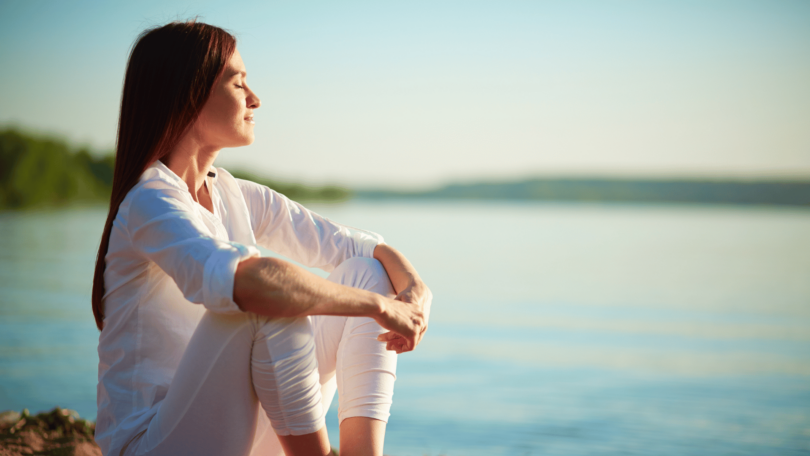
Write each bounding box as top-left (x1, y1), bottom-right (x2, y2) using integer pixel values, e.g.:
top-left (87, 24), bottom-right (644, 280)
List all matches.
top-left (194, 49), bottom-right (261, 149)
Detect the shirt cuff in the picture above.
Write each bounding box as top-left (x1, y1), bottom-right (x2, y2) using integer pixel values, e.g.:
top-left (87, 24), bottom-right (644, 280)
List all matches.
top-left (353, 230), bottom-right (385, 259)
top-left (202, 242), bottom-right (261, 313)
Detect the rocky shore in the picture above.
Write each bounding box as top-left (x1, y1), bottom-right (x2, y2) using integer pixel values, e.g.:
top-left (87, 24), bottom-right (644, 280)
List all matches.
top-left (0, 408), bottom-right (100, 456)
top-left (1, 408), bottom-right (351, 455)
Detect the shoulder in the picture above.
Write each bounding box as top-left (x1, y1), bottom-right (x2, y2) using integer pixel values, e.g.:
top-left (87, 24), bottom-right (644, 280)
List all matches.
top-left (214, 166), bottom-right (278, 204)
top-left (119, 168), bottom-right (195, 226)
top-left (213, 167), bottom-right (265, 194)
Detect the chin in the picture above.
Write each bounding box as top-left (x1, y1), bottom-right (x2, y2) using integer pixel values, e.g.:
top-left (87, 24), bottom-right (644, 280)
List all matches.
top-left (231, 133), bottom-right (254, 147)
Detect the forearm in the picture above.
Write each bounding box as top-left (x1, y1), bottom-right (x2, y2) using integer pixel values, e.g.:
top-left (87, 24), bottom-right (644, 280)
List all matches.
top-left (372, 243), bottom-right (431, 352)
top-left (372, 243), bottom-right (425, 295)
top-left (233, 256), bottom-right (383, 318)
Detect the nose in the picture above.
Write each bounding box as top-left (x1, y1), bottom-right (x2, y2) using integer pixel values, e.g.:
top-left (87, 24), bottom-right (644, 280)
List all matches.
top-left (248, 89), bottom-right (261, 109)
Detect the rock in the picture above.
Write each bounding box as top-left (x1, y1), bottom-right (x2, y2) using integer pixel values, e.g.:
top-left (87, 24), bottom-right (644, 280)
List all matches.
top-left (71, 441), bottom-right (103, 456)
top-left (0, 410), bottom-right (21, 427)
top-left (19, 431), bottom-right (45, 452)
top-left (0, 407), bottom-right (100, 456)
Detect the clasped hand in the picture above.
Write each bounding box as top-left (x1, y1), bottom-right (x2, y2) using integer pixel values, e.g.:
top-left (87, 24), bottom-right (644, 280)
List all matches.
top-left (375, 282), bottom-right (432, 354)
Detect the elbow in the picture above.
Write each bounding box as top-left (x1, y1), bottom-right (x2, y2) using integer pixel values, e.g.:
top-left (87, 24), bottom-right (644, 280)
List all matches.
top-left (233, 256), bottom-right (262, 313)
top-left (233, 256), bottom-right (291, 317)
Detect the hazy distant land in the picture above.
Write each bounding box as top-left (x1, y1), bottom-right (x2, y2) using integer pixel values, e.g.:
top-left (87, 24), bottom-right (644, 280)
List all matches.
top-left (1, 128), bottom-right (808, 210)
top-left (357, 177), bottom-right (810, 206)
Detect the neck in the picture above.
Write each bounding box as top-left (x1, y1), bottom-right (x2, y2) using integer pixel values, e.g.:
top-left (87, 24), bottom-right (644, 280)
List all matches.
top-left (163, 133), bottom-right (219, 202)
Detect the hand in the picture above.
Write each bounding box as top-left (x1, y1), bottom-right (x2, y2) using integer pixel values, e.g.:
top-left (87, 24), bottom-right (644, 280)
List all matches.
top-left (376, 282), bottom-right (432, 354)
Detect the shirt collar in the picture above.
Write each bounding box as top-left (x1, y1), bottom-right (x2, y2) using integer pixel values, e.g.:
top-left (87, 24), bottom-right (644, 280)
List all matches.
top-left (140, 160), bottom-right (218, 191)
top-left (207, 167), bottom-right (218, 186)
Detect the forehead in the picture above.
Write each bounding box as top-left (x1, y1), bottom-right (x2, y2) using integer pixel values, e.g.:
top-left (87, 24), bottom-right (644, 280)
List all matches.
top-left (225, 49), bottom-right (246, 77)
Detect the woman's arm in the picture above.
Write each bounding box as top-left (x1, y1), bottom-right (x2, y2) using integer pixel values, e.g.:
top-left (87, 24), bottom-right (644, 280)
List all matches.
top-left (232, 176), bottom-right (430, 351)
top-left (373, 243), bottom-right (432, 353)
top-left (235, 177), bottom-right (381, 270)
top-left (233, 256), bottom-right (426, 347)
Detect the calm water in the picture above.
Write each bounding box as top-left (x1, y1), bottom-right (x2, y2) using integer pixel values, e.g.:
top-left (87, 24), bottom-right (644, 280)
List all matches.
top-left (1, 201), bottom-right (809, 455)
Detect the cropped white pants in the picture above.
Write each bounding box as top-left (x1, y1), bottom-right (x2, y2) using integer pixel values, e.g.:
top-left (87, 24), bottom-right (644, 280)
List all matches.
top-left (124, 257), bottom-right (398, 456)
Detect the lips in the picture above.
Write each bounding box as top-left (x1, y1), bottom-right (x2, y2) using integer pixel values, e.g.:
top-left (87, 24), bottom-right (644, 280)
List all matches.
top-left (244, 115), bottom-right (254, 124)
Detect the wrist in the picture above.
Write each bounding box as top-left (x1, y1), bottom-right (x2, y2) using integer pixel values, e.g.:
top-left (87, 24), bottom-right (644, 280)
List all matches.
top-left (368, 291), bottom-right (387, 320)
top-left (407, 277), bottom-right (427, 296)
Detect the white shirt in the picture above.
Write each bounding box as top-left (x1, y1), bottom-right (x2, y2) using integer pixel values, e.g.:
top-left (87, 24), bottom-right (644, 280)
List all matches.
top-left (95, 161), bottom-right (382, 455)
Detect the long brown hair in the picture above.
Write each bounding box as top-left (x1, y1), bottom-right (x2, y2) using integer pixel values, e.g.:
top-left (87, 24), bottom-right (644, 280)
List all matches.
top-left (92, 20), bottom-right (236, 330)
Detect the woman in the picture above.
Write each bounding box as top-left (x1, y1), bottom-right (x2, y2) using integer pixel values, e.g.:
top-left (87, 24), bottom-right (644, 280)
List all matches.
top-left (92, 21), bottom-right (431, 456)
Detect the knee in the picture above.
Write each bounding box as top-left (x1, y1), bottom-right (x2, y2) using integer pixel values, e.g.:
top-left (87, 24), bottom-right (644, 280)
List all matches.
top-left (251, 317), bottom-right (325, 436)
top-left (252, 314), bottom-right (314, 349)
top-left (335, 256), bottom-right (384, 276)
top-left (328, 257), bottom-right (394, 296)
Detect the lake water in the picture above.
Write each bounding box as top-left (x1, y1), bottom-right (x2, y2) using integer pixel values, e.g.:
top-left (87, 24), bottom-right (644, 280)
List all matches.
top-left (1, 201), bottom-right (809, 455)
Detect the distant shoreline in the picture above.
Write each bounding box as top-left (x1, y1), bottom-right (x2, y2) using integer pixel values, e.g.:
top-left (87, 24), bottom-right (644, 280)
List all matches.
top-left (3, 128), bottom-right (808, 210)
top-left (356, 177), bottom-right (810, 207)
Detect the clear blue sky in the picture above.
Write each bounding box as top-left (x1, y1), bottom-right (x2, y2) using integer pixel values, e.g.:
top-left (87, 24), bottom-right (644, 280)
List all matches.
top-left (1, 0), bottom-right (808, 189)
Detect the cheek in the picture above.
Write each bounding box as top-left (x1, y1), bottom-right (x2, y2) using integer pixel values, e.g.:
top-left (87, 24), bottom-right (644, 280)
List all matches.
top-left (210, 107), bottom-right (239, 134)
top-left (195, 88), bottom-right (247, 142)
top-left (221, 100), bottom-right (244, 128)
top-left (206, 91), bottom-right (238, 119)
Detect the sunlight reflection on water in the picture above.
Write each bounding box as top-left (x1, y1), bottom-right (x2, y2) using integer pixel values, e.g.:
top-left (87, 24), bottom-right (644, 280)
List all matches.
top-left (1, 202), bottom-right (809, 455)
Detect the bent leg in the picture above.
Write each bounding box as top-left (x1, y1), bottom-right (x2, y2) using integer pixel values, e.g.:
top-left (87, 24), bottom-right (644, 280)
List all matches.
top-left (127, 311), bottom-right (329, 456)
top-left (146, 258), bottom-right (396, 455)
top-left (251, 314), bottom-right (330, 455)
top-left (312, 257), bottom-right (398, 456)
top-left (339, 417), bottom-right (386, 456)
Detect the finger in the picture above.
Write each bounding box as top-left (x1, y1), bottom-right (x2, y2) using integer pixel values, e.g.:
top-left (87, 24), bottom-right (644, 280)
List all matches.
top-left (403, 338), bottom-right (415, 353)
top-left (413, 323), bottom-right (427, 342)
top-left (377, 331), bottom-right (402, 342)
top-left (387, 336), bottom-right (407, 349)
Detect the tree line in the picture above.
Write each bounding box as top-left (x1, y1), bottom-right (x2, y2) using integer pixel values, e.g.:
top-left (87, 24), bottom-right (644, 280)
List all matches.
top-left (0, 128), bottom-right (350, 211)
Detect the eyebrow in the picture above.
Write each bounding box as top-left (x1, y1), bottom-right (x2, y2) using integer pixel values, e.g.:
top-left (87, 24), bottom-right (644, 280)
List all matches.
top-left (228, 69), bottom-right (247, 78)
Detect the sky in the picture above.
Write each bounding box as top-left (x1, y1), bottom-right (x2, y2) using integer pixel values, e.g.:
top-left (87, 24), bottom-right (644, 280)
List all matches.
top-left (1, 0), bottom-right (809, 189)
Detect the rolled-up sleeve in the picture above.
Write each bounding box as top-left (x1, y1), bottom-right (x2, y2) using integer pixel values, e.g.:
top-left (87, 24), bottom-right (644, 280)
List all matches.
top-left (235, 178), bottom-right (382, 272)
top-left (126, 187), bottom-right (259, 313)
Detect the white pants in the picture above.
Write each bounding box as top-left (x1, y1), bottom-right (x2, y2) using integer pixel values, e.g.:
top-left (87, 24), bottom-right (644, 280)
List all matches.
top-left (125, 257), bottom-right (397, 456)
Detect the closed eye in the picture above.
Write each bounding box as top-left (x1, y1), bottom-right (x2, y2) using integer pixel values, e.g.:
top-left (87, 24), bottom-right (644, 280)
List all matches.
top-left (235, 84), bottom-right (245, 89)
